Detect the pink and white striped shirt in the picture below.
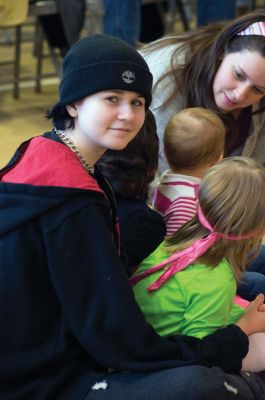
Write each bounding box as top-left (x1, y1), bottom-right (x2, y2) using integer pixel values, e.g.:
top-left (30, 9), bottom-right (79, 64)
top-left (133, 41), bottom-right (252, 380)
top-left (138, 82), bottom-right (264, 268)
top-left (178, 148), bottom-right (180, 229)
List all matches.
top-left (153, 171), bottom-right (200, 235)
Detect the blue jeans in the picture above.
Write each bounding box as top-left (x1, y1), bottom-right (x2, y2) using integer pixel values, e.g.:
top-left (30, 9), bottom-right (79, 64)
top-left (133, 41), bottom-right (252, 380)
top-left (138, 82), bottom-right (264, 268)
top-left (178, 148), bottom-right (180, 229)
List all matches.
top-left (237, 246), bottom-right (265, 301)
top-left (196, 0), bottom-right (236, 27)
top-left (103, 0), bottom-right (141, 46)
top-left (85, 366), bottom-right (254, 400)
top-left (248, 245), bottom-right (265, 275)
top-left (237, 271), bottom-right (265, 301)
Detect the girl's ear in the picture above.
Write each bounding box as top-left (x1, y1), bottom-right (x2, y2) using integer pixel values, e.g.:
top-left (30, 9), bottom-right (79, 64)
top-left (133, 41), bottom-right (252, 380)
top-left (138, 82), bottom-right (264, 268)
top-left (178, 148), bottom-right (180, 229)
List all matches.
top-left (66, 103), bottom-right (78, 118)
top-left (217, 152), bottom-right (224, 162)
top-left (209, 152), bottom-right (223, 167)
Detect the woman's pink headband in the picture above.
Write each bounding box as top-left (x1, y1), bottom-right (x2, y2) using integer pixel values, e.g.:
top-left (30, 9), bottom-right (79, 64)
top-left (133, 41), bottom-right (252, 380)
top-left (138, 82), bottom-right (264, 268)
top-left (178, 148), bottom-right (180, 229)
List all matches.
top-left (129, 205), bottom-right (254, 292)
top-left (237, 21), bottom-right (265, 36)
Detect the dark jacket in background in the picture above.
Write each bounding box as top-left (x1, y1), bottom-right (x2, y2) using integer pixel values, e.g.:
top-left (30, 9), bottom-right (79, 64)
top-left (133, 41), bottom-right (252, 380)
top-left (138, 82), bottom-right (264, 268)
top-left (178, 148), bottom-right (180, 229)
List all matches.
top-left (37, 0), bottom-right (86, 55)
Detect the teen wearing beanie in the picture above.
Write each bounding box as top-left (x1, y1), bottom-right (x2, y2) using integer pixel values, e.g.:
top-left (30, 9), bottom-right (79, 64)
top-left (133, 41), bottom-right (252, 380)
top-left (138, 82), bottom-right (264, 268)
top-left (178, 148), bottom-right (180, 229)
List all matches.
top-left (0, 34), bottom-right (265, 400)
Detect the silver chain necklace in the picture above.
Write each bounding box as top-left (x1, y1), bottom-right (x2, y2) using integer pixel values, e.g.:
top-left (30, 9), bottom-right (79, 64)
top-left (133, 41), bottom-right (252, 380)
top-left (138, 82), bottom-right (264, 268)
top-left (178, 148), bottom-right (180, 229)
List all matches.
top-left (53, 127), bottom-right (95, 174)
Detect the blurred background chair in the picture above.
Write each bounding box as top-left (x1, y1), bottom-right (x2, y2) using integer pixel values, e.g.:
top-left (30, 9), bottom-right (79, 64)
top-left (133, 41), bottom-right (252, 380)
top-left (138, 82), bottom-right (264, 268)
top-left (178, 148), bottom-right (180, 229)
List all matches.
top-left (0, 0), bottom-right (29, 98)
top-left (29, 0), bottom-right (61, 93)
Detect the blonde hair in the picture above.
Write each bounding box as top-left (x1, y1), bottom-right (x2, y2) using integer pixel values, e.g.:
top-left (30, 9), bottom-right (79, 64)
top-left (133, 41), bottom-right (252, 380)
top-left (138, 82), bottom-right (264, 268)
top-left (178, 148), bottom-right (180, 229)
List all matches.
top-left (165, 157), bottom-right (265, 280)
top-left (164, 107), bottom-right (225, 171)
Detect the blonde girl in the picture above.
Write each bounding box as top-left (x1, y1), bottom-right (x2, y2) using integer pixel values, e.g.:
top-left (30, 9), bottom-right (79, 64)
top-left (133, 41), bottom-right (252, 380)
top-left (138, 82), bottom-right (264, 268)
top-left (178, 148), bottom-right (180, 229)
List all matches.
top-left (131, 156), bottom-right (265, 372)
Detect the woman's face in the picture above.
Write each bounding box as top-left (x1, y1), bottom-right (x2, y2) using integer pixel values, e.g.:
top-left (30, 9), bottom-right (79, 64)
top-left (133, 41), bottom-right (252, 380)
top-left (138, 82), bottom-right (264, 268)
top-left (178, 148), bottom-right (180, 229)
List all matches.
top-left (213, 50), bottom-right (265, 114)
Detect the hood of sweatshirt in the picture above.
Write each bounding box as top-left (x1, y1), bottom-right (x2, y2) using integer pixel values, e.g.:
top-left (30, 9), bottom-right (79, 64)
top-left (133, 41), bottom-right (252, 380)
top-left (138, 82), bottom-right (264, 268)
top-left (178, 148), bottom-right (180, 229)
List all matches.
top-left (0, 132), bottom-right (105, 238)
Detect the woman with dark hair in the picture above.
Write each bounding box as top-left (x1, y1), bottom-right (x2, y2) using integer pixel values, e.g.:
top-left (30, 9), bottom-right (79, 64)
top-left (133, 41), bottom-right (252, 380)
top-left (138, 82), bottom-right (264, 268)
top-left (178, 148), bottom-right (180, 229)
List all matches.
top-left (98, 110), bottom-right (166, 275)
top-left (141, 12), bottom-right (265, 172)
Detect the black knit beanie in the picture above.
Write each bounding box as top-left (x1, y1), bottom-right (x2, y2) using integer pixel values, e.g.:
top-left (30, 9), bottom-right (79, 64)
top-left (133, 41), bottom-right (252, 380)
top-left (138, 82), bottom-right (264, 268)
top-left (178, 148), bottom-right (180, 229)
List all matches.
top-left (59, 34), bottom-right (153, 109)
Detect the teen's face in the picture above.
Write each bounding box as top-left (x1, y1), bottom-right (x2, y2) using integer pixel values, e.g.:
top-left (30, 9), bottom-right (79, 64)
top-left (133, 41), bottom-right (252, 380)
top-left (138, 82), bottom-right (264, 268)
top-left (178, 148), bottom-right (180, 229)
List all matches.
top-left (71, 90), bottom-right (145, 154)
top-left (213, 50), bottom-right (265, 113)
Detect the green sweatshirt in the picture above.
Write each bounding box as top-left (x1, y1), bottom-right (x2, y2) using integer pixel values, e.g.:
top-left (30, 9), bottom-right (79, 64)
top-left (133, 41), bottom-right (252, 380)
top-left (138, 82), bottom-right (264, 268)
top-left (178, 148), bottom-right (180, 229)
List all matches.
top-left (132, 243), bottom-right (244, 339)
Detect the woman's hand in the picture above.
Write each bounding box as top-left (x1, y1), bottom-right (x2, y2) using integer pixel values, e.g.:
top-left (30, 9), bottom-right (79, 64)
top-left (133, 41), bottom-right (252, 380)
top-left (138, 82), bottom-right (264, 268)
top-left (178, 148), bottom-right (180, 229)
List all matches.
top-left (236, 293), bottom-right (265, 336)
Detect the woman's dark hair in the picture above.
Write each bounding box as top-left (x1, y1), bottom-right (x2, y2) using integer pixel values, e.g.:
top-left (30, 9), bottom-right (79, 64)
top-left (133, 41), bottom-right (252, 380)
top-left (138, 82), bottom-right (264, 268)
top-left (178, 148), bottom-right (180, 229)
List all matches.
top-left (142, 11), bottom-right (265, 128)
top-left (46, 102), bottom-right (74, 130)
top-left (97, 110), bottom-right (159, 201)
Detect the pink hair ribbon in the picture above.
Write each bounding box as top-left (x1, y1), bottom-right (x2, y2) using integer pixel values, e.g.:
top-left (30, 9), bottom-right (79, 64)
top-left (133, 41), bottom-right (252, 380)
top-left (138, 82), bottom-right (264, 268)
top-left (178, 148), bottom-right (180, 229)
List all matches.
top-left (237, 21), bottom-right (265, 36)
top-left (234, 294), bottom-right (250, 309)
top-left (129, 205), bottom-right (254, 292)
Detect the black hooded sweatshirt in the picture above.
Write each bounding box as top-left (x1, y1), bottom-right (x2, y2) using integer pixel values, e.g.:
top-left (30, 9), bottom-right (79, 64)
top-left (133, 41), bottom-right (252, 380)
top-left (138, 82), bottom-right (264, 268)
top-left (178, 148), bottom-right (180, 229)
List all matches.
top-left (0, 132), bottom-right (248, 400)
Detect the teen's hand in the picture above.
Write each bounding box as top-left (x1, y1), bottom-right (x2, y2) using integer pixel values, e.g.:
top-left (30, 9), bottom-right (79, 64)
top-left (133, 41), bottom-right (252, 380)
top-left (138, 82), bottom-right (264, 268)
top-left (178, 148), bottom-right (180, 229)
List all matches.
top-left (236, 293), bottom-right (265, 336)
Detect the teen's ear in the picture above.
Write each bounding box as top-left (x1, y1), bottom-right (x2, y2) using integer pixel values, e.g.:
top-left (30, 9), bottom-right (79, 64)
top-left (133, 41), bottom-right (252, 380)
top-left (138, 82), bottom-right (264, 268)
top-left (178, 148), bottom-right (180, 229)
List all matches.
top-left (66, 103), bottom-right (78, 117)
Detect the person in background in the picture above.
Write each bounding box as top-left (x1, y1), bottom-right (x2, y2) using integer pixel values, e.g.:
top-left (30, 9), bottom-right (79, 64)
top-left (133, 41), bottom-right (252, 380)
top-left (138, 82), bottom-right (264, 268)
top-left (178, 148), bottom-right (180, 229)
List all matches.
top-left (153, 107), bottom-right (225, 236)
top-left (98, 110), bottom-right (166, 275)
top-left (131, 156), bottom-right (265, 373)
top-left (196, 0), bottom-right (236, 27)
top-left (140, 1), bottom-right (166, 43)
top-left (1, 33), bottom-right (262, 400)
top-left (103, 0), bottom-right (141, 46)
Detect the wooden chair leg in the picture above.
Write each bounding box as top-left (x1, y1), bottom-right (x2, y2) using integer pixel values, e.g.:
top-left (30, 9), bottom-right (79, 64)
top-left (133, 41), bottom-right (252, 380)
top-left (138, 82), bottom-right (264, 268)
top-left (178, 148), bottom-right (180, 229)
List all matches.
top-left (14, 25), bottom-right (22, 99)
top-left (34, 19), bottom-right (44, 93)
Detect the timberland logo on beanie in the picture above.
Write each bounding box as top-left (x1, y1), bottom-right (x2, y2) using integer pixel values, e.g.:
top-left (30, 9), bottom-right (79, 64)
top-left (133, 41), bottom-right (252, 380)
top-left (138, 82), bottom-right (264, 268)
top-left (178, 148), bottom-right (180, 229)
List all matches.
top-left (59, 34), bottom-right (153, 109)
top-left (122, 70), bottom-right (135, 84)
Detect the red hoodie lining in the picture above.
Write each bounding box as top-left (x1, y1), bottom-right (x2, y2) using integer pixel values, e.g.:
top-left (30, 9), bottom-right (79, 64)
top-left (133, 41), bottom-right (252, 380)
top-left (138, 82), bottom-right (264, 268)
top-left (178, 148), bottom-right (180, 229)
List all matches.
top-left (2, 137), bottom-right (103, 193)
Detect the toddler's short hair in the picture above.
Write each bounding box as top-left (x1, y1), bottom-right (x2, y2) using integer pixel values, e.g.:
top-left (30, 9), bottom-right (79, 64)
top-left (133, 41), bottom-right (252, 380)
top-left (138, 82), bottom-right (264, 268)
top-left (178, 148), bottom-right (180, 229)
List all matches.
top-left (164, 107), bottom-right (225, 171)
